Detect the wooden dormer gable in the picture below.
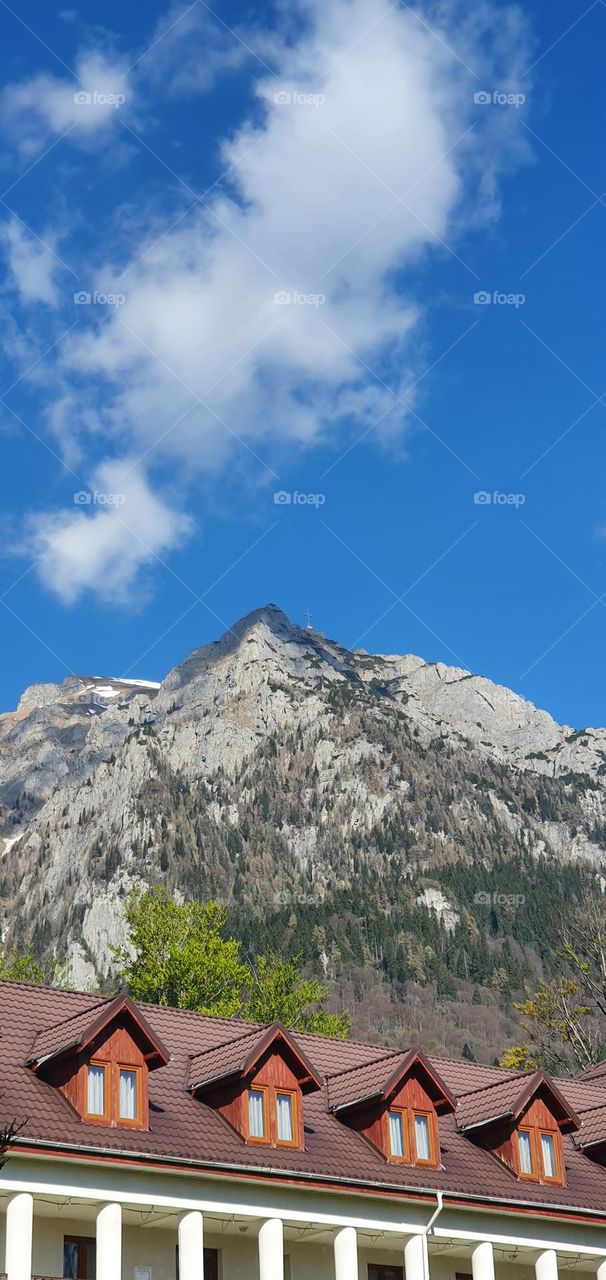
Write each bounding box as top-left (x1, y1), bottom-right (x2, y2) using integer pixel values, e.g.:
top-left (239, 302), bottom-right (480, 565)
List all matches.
top-left (189, 1021), bottom-right (321, 1151)
top-left (327, 1047), bottom-right (455, 1167)
top-left (456, 1070), bottom-right (579, 1187)
top-left (28, 990), bottom-right (169, 1131)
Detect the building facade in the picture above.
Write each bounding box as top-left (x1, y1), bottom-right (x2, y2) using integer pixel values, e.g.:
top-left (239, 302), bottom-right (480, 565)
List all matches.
top-left (2, 980), bottom-right (606, 1280)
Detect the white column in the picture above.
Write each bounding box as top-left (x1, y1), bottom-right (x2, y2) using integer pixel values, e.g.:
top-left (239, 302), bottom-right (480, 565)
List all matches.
top-left (597, 1261), bottom-right (606, 1280)
top-left (471, 1241), bottom-right (496, 1280)
top-left (259, 1218), bottom-right (284, 1280)
top-left (5, 1192), bottom-right (33, 1280)
top-left (179, 1211), bottom-right (205, 1280)
top-left (536, 1251), bottom-right (558, 1280)
top-left (96, 1202), bottom-right (122, 1280)
top-left (334, 1226), bottom-right (358, 1280)
top-left (404, 1233), bottom-right (427, 1280)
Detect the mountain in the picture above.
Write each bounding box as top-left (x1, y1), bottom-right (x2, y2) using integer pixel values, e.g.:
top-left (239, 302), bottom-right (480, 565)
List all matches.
top-left (1, 604), bottom-right (605, 1060)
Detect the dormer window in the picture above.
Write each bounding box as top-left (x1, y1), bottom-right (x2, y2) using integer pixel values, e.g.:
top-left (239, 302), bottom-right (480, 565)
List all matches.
top-left (388, 1110), bottom-right (406, 1159)
top-left (517, 1127), bottom-right (534, 1176)
top-left (28, 990), bottom-right (169, 1134)
top-left (248, 1088), bottom-right (267, 1141)
top-left (246, 1085), bottom-right (299, 1147)
top-left (277, 1091), bottom-right (296, 1145)
top-left (189, 1022), bottom-right (320, 1153)
top-left (327, 1048), bottom-right (455, 1168)
top-left (456, 1070), bottom-right (577, 1188)
top-left (86, 1064), bottom-right (107, 1119)
top-left (516, 1125), bottom-right (562, 1182)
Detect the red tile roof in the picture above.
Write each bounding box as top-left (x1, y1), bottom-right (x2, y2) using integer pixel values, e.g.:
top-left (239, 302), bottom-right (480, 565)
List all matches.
top-left (28, 989), bottom-right (169, 1069)
top-left (3, 980), bottom-right (606, 1214)
top-left (573, 1104), bottom-right (606, 1149)
top-left (188, 1021), bottom-right (321, 1093)
top-left (455, 1070), bottom-right (580, 1133)
top-left (326, 1048), bottom-right (455, 1114)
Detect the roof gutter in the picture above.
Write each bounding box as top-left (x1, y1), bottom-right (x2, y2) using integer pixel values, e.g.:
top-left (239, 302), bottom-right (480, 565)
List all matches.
top-left (10, 1140), bottom-right (606, 1226)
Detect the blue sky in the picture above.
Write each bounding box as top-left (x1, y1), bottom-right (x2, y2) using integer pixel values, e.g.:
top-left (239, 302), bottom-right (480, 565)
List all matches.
top-left (0, 0), bottom-right (605, 728)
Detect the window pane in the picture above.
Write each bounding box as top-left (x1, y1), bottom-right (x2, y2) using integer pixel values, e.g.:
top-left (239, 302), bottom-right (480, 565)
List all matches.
top-left (277, 1093), bottom-right (294, 1142)
top-left (388, 1111), bottom-right (404, 1157)
top-left (541, 1133), bottom-right (556, 1178)
top-left (248, 1090), bottom-right (265, 1138)
top-left (518, 1130), bottom-right (533, 1174)
top-left (119, 1069), bottom-right (137, 1120)
top-left (87, 1065), bottom-right (105, 1116)
top-left (414, 1114), bottom-right (430, 1160)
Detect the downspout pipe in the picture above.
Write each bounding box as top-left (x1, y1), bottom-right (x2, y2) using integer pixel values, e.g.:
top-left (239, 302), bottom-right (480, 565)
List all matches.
top-left (421, 1191), bottom-right (444, 1280)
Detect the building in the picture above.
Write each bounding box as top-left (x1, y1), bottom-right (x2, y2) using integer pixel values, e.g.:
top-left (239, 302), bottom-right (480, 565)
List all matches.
top-left (2, 981), bottom-right (606, 1280)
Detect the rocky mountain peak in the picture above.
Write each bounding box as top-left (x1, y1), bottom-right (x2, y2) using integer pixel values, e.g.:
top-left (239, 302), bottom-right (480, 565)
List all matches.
top-left (1, 606), bottom-right (606, 1053)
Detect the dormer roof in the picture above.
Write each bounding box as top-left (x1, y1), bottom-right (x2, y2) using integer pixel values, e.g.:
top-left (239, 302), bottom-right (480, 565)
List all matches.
top-left (188, 1020), bottom-right (321, 1094)
top-left (27, 989), bottom-right (169, 1072)
top-left (326, 1047), bottom-right (456, 1114)
top-left (456, 1069), bottom-right (580, 1134)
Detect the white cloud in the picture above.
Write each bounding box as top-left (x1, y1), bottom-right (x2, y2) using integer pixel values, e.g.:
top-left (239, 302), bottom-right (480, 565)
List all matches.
top-left (25, 461), bottom-right (192, 605)
top-left (21, 0), bottom-right (531, 602)
top-left (0, 220), bottom-right (62, 306)
top-left (1, 51), bottom-right (131, 156)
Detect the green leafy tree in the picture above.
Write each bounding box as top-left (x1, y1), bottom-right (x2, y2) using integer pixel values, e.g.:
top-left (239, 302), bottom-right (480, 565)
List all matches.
top-left (113, 888), bottom-right (351, 1037)
top-left (0, 950), bottom-right (45, 985)
top-left (112, 888), bottom-right (250, 1017)
top-left (246, 953), bottom-right (351, 1038)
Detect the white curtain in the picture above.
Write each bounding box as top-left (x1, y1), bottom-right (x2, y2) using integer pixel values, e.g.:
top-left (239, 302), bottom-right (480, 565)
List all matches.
top-left (414, 1114), bottom-right (430, 1160)
top-left (120, 1069), bottom-right (137, 1119)
top-left (87, 1065), bottom-right (105, 1115)
top-left (248, 1090), bottom-right (265, 1138)
top-left (388, 1111), bottom-right (404, 1157)
top-left (277, 1094), bottom-right (294, 1142)
top-left (518, 1130), bottom-right (533, 1173)
top-left (541, 1133), bottom-right (556, 1178)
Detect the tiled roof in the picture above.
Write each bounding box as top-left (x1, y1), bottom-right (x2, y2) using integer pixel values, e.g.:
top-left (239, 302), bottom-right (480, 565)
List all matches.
top-left (3, 980), bottom-right (606, 1213)
top-left (455, 1073), bottom-right (528, 1129)
top-left (573, 1104), bottom-right (606, 1148)
top-left (455, 1069), bottom-right (580, 1133)
top-left (188, 1028), bottom-right (269, 1091)
top-left (326, 1051), bottom-right (409, 1111)
top-left (28, 989), bottom-right (169, 1068)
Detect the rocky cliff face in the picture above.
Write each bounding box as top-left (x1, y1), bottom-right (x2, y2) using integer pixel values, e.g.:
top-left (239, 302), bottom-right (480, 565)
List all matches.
top-left (1, 606), bottom-right (605, 1055)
